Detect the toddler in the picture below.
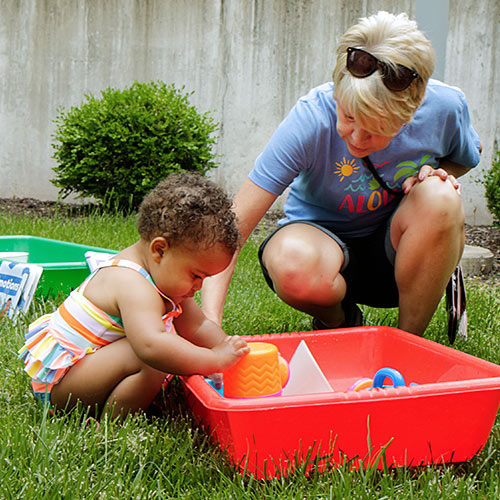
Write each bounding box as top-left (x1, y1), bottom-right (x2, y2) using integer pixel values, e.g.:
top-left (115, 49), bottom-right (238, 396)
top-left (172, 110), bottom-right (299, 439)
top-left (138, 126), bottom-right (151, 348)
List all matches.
top-left (19, 173), bottom-right (249, 418)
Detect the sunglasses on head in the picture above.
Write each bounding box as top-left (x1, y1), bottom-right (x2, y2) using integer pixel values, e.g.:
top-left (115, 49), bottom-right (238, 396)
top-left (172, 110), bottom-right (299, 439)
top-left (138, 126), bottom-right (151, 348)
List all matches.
top-left (346, 47), bottom-right (418, 92)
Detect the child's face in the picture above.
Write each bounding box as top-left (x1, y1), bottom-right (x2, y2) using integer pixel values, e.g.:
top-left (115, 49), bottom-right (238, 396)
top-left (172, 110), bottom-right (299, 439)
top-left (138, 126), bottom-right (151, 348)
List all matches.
top-left (154, 241), bottom-right (233, 303)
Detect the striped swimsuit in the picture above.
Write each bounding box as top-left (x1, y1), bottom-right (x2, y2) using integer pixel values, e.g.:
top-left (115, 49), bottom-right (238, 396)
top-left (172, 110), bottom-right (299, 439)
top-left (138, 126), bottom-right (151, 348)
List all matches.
top-left (18, 259), bottom-right (182, 402)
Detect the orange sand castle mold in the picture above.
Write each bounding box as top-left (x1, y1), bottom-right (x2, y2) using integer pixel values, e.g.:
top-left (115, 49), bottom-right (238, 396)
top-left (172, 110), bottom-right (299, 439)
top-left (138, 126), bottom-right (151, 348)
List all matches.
top-left (223, 342), bottom-right (288, 398)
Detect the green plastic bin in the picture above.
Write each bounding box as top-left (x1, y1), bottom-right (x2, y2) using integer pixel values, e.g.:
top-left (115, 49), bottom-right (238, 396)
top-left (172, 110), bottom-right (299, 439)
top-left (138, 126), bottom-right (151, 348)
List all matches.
top-left (0, 235), bottom-right (118, 297)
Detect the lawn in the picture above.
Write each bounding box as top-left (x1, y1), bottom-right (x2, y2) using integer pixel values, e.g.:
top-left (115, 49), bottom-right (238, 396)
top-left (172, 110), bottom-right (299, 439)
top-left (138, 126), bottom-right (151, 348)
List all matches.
top-left (1, 210), bottom-right (499, 499)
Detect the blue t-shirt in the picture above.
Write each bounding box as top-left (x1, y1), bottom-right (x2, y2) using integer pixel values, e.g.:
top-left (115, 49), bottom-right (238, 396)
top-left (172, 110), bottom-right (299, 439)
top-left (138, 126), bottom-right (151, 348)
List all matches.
top-left (249, 80), bottom-right (481, 238)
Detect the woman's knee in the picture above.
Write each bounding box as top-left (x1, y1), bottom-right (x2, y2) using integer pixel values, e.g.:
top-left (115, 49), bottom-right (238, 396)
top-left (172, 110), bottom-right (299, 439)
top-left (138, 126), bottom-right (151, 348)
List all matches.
top-left (412, 176), bottom-right (464, 222)
top-left (392, 177), bottom-right (466, 255)
top-left (399, 178), bottom-right (465, 239)
top-left (264, 243), bottom-right (316, 298)
top-left (263, 227), bottom-right (344, 300)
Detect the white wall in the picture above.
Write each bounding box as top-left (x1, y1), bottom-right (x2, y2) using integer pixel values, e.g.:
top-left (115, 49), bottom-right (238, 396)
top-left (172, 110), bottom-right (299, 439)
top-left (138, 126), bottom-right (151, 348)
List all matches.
top-left (0, 0), bottom-right (497, 224)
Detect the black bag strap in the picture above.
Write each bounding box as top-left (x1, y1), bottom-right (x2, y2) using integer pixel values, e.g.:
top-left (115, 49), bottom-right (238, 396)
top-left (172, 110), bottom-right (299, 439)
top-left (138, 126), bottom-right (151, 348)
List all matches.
top-left (362, 156), bottom-right (403, 198)
top-left (445, 264), bottom-right (467, 344)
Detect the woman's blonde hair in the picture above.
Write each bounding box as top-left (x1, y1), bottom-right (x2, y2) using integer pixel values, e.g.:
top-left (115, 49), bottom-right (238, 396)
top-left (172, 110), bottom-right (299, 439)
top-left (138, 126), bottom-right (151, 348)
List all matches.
top-left (332, 11), bottom-right (435, 136)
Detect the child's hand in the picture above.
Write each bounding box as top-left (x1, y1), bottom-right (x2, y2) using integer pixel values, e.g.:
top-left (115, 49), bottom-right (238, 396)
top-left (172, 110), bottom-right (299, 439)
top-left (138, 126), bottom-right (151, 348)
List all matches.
top-left (212, 336), bottom-right (249, 371)
top-left (207, 372), bottom-right (223, 389)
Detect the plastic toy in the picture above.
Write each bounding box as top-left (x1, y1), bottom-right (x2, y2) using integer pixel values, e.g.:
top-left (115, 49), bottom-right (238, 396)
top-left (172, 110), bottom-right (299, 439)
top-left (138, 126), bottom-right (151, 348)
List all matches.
top-left (348, 367), bottom-right (416, 391)
top-left (0, 235), bottom-right (117, 297)
top-left (223, 342), bottom-right (289, 398)
top-left (348, 377), bottom-right (373, 391)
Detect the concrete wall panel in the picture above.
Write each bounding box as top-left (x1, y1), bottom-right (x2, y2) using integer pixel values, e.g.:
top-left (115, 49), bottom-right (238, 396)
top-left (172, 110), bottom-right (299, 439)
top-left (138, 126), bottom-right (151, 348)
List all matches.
top-left (0, 0), bottom-right (496, 224)
top-left (445, 0), bottom-right (499, 224)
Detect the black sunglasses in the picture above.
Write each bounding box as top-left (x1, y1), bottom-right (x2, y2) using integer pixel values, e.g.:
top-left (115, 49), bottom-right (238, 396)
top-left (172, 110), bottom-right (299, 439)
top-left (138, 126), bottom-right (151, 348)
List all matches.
top-left (346, 47), bottom-right (418, 92)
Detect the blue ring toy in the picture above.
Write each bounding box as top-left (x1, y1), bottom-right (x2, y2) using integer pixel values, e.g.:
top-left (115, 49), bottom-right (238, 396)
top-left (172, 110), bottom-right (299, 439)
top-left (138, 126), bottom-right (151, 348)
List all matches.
top-left (372, 367), bottom-right (406, 388)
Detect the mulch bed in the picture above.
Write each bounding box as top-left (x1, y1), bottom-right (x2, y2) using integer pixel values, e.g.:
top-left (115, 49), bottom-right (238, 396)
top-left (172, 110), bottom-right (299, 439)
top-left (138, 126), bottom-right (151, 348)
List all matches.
top-left (0, 197), bottom-right (96, 217)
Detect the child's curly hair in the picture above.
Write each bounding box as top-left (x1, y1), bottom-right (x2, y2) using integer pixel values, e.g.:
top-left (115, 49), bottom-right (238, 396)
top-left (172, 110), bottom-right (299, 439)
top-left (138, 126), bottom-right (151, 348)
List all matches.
top-left (137, 173), bottom-right (241, 253)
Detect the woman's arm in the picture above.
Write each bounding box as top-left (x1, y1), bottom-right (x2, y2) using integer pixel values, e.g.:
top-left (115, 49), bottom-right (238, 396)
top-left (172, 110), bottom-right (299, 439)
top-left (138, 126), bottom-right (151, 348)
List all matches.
top-left (439, 159), bottom-right (473, 179)
top-left (201, 178), bottom-right (278, 325)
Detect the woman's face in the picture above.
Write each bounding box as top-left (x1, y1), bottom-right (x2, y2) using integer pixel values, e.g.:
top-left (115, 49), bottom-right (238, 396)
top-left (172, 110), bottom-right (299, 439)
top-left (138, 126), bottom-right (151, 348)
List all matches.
top-left (336, 102), bottom-right (402, 157)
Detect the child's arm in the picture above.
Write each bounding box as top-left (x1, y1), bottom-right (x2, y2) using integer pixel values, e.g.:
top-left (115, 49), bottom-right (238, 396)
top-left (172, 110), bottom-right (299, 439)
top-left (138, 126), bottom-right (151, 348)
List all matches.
top-left (173, 297), bottom-right (234, 349)
top-left (118, 280), bottom-right (248, 376)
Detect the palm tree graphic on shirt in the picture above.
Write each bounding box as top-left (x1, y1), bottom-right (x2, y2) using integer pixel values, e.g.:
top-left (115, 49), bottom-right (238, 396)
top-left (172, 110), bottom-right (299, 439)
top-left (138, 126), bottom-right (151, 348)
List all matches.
top-left (334, 155), bottom-right (432, 192)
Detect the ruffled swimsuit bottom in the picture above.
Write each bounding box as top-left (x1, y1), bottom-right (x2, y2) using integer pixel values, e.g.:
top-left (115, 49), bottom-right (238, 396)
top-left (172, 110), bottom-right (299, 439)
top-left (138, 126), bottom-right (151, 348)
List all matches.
top-left (18, 289), bottom-right (125, 398)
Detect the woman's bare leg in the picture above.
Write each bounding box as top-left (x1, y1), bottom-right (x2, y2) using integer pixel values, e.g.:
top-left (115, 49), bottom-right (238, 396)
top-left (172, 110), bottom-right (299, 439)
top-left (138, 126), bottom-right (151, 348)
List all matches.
top-left (391, 176), bottom-right (465, 335)
top-left (261, 223), bottom-right (348, 327)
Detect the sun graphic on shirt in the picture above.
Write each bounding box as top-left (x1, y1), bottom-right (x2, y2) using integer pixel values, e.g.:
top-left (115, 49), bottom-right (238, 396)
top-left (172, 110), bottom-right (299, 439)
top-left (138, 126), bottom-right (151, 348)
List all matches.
top-left (334, 157), bottom-right (360, 182)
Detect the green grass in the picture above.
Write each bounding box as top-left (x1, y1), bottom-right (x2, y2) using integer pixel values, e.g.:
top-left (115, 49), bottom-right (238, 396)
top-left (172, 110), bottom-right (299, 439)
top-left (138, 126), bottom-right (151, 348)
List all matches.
top-left (1, 212), bottom-right (500, 499)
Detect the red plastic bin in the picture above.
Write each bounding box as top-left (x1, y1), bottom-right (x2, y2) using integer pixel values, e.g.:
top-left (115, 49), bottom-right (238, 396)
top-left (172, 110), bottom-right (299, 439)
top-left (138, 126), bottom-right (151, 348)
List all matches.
top-left (181, 326), bottom-right (500, 479)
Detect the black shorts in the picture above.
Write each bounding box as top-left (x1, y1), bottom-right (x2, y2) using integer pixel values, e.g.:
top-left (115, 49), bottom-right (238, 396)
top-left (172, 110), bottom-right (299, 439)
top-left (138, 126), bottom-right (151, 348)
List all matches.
top-left (258, 220), bottom-right (399, 308)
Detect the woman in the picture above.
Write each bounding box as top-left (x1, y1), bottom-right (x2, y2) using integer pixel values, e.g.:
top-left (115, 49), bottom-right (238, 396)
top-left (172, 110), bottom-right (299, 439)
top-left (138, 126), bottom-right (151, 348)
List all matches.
top-left (202, 11), bottom-right (481, 337)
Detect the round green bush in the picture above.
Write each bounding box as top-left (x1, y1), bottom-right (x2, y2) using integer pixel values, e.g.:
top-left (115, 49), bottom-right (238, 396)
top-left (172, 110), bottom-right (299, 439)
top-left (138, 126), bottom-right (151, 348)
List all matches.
top-left (484, 150), bottom-right (500, 227)
top-left (51, 81), bottom-right (219, 210)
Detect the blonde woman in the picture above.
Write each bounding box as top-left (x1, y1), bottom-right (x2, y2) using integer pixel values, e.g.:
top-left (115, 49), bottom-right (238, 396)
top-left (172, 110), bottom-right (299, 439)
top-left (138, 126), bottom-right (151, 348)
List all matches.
top-left (203, 11), bottom-right (480, 337)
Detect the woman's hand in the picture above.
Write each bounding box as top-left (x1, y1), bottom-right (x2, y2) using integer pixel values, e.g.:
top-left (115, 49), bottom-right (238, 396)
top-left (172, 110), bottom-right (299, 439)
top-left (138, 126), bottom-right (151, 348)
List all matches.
top-left (402, 164), bottom-right (462, 195)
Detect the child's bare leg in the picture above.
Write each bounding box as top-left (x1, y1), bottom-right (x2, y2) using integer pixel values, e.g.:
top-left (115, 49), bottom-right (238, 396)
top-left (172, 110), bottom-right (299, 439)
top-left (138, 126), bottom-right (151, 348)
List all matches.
top-left (51, 338), bottom-right (167, 419)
